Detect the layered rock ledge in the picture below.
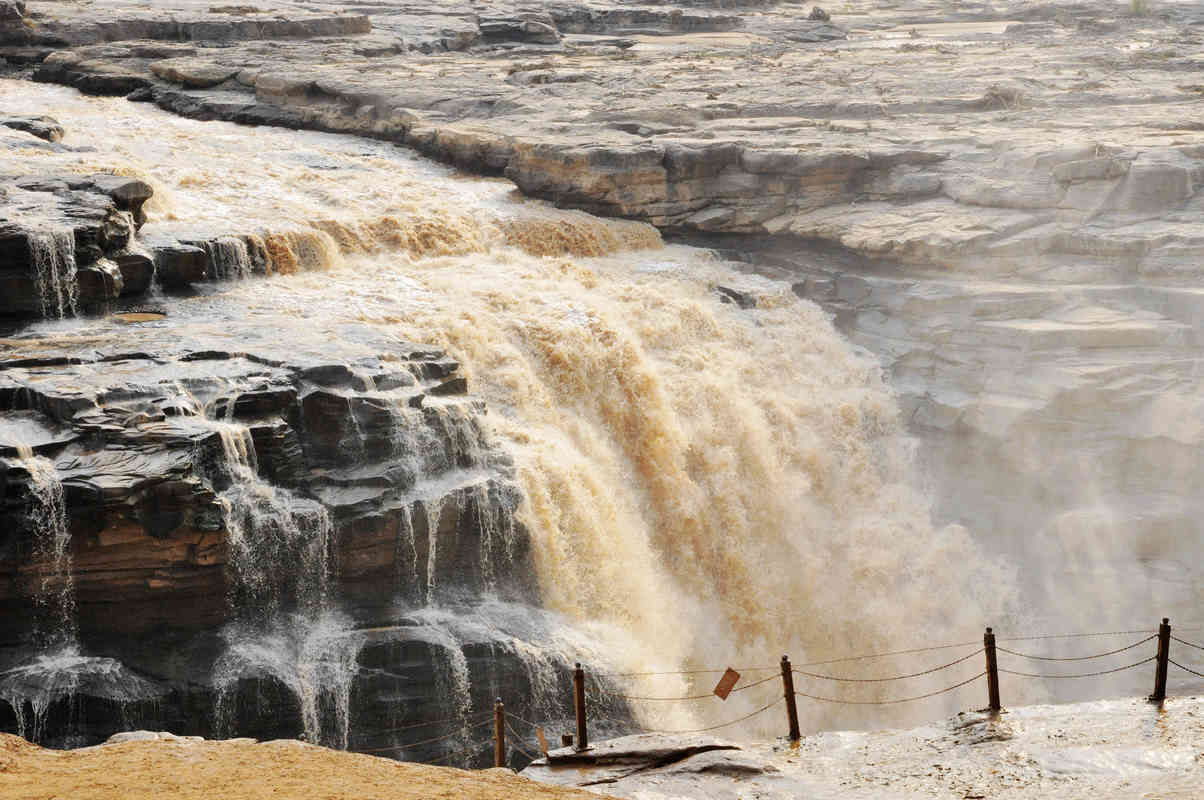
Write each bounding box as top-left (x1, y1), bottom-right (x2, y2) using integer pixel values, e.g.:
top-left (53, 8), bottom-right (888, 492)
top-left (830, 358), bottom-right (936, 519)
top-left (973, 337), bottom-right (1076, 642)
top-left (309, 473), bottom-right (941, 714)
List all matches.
top-left (0, 335), bottom-right (527, 637)
top-left (0, 295), bottom-right (597, 756)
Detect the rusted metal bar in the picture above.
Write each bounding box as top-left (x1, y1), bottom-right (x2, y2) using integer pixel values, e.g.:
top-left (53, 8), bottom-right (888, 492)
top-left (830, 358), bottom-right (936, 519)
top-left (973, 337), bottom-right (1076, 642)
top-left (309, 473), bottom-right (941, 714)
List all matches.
top-left (781, 655), bottom-right (800, 741)
top-left (984, 627), bottom-right (1001, 713)
top-left (1150, 618), bottom-right (1171, 704)
top-left (494, 698), bottom-right (506, 768)
top-left (574, 662), bottom-right (588, 750)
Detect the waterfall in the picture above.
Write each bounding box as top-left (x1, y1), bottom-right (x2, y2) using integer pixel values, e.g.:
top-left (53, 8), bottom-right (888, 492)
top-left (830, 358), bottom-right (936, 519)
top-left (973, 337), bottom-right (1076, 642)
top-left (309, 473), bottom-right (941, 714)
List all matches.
top-left (0, 650), bottom-right (162, 745)
top-left (199, 408), bottom-right (352, 744)
top-left (395, 504), bottom-right (420, 603)
top-left (0, 447), bottom-right (162, 742)
top-left (16, 448), bottom-right (76, 649)
top-left (415, 622), bottom-right (475, 764)
top-left (422, 498), bottom-right (444, 606)
top-left (207, 236), bottom-right (253, 281)
top-left (27, 229), bottom-right (78, 320)
top-left (2, 79), bottom-right (1023, 746)
top-left (338, 242), bottom-right (1015, 732)
top-left (204, 418), bottom-right (332, 618)
top-left (212, 613), bottom-right (364, 749)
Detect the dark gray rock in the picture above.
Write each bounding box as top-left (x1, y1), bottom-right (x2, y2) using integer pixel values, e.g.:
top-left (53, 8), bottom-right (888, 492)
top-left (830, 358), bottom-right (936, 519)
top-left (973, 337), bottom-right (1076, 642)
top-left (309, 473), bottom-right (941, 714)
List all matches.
top-left (0, 166), bottom-right (156, 319)
top-left (0, 45), bottom-right (51, 63)
top-left (0, 114), bottom-right (64, 142)
top-left (0, 314), bottom-right (580, 757)
top-left (479, 12), bottom-right (561, 46)
top-left (0, 0), bottom-right (28, 45)
top-left (152, 244), bottom-right (208, 287)
top-left (714, 285), bottom-right (756, 309)
top-left (75, 258), bottom-right (124, 306)
top-left (113, 250), bottom-right (155, 295)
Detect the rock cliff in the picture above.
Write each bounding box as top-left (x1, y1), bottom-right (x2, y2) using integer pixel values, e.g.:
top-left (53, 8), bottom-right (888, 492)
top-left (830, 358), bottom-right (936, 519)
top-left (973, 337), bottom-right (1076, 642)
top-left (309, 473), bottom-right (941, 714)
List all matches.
top-left (0, 293), bottom-right (575, 755)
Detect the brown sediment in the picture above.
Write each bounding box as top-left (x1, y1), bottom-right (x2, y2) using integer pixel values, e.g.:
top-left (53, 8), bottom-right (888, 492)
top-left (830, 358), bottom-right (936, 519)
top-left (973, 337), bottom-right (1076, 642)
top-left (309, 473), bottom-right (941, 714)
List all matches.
top-left (0, 734), bottom-right (609, 800)
top-left (501, 216), bottom-right (662, 258)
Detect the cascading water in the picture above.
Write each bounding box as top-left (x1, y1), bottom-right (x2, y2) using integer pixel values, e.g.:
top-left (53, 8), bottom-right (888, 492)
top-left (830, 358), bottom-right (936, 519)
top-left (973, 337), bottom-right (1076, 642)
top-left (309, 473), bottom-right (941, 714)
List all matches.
top-left (212, 613), bottom-right (364, 749)
top-left (200, 411), bottom-right (356, 746)
top-left (0, 79), bottom-right (1056, 750)
top-left (0, 444), bottom-right (161, 743)
top-left (422, 498), bottom-right (444, 606)
top-left (27, 229), bottom-right (78, 320)
top-left (17, 446), bottom-right (75, 648)
top-left (206, 236), bottom-right (253, 281)
top-left (0, 446), bottom-right (76, 739)
top-left (213, 421), bottom-right (333, 618)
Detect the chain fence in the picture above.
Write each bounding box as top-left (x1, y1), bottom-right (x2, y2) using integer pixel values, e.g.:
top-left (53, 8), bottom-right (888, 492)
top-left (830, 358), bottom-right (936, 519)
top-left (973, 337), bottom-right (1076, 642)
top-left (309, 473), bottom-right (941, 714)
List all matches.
top-left (364, 619), bottom-right (1204, 770)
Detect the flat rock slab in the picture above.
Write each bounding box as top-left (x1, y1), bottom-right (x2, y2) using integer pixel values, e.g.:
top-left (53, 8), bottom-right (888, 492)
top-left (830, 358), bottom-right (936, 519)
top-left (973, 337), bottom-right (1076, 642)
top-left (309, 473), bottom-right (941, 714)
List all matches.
top-left (524, 733), bottom-right (810, 798)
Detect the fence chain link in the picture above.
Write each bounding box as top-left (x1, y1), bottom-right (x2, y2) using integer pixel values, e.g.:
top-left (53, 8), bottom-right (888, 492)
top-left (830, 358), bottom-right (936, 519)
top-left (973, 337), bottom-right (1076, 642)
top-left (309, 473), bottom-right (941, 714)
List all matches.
top-left (600, 671), bottom-right (782, 702)
top-left (374, 710), bottom-right (492, 735)
top-left (996, 635), bottom-right (1156, 662)
top-left (998, 656), bottom-right (1155, 679)
top-left (640, 697), bottom-right (784, 734)
top-left (793, 648), bottom-right (984, 683)
top-left (1169, 659), bottom-right (1204, 679)
top-left (1171, 635), bottom-right (1204, 653)
top-left (361, 717), bottom-right (494, 754)
top-left (504, 721), bottom-right (541, 761)
top-left (793, 672), bottom-right (986, 705)
top-left (996, 629), bottom-right (1153, 642)
top-left (503, 710), bottom-right (545, 731)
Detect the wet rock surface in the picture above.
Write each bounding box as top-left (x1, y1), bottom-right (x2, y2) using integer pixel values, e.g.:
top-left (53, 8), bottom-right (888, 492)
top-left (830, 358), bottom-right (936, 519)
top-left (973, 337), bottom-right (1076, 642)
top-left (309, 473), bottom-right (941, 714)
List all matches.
top-left (8, 1), bottom-right (1204, 300)
top-left (0, 299), bottom-right (590, 755)
top-left (4, 0), bottom-right (1197, 259)
top-left (1, 0), bottom-right (1203, 779)
top-left (0, 153), bottom-right (155, 318)
top-left (0, 337), bottom-right (527, 636)
top-left (0, 113), bottom-right (62, 141)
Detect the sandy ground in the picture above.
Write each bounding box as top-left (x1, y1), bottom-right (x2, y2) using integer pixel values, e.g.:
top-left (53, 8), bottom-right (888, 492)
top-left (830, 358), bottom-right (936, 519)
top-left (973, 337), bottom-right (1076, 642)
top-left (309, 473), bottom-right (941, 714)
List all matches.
top-left (0, 734), bottom-right (609, 800)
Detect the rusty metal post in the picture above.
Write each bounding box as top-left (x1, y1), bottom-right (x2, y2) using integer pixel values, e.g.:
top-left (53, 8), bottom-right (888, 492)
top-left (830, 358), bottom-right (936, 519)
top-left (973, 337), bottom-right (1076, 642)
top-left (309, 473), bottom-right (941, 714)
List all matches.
top-left (494, 698), bottom-right (506, 768)
top-left (780, 655), bottom-right (801, 742)
top-left (1150, 618), bottom-right (1171, 704)
top-left (984, 627), bottom-right (1001, 713)
top-left (573, 662), bottom-right (588, 751)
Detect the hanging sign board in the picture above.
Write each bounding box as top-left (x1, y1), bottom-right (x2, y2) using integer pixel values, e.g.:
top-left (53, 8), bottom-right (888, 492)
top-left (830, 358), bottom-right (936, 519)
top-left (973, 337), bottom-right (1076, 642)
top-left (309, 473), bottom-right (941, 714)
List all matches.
top-left (713, 667), bottom-right (741, 700)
